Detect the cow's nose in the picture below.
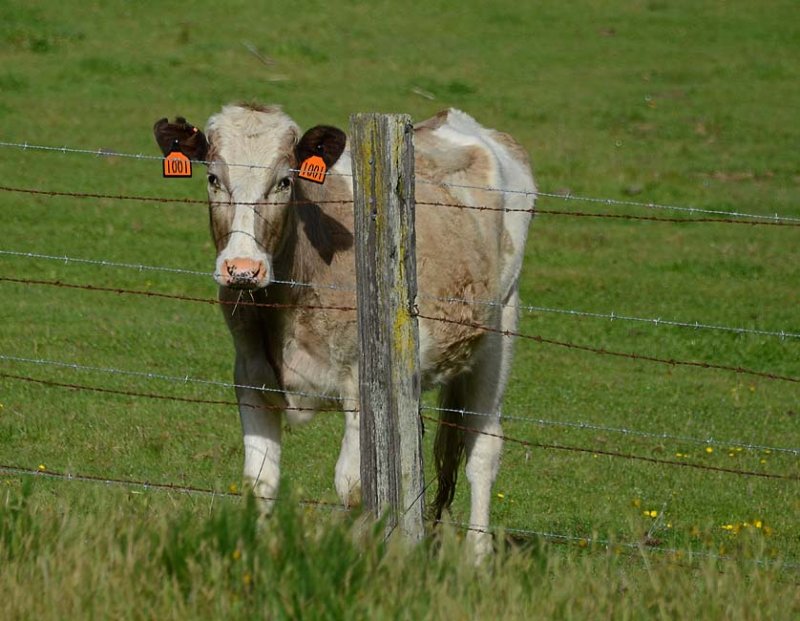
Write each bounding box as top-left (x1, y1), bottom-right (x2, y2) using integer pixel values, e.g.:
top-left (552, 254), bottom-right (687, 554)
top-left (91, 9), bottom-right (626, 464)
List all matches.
top-left (222, 258), bottom-right (267, 288)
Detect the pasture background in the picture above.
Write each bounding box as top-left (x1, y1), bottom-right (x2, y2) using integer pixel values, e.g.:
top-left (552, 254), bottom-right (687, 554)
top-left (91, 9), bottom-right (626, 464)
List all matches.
top-left (1, 0), bottom-right (798, 617)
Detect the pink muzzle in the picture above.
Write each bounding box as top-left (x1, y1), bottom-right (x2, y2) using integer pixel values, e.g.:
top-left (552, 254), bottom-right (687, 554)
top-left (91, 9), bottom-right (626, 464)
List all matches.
top-left (220, 257), bottom-right (267, 289)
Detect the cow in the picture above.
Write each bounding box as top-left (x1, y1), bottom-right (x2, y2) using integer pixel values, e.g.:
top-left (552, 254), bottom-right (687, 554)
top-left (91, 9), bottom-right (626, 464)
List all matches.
top-left (153, 104), bottom-right (535, 557)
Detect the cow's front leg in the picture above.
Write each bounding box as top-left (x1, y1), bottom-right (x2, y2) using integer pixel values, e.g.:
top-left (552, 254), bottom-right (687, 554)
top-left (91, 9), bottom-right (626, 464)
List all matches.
top-left (234, 356), bottom-right (284, 511)
top-left (335, 408), bottom-right (361, 507)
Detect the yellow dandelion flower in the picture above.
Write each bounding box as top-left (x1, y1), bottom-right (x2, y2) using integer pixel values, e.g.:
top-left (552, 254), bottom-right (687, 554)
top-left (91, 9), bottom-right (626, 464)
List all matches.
top-left (632, 498), bottom-right (641, 508)
top-left (728, 452), bottom-right (735, 457)
top-left (496, 492), bottom-right (505, 500)
top-left (760, 459), bottom-right (767, 464)
top-left (37, 464), bottom-right (46, 472)
top-left (764, 449), bottom-right (772, 455)
top-left (754, 520), bottom-right (763, 529)
top-left (578, 538), bottom-right (589, 548)
top-left (721, 524), bottom-right (734, 531)
top-left (228, 482), bottom-right (239, 494)
top-left (705, 446), bottom-right (713, 454)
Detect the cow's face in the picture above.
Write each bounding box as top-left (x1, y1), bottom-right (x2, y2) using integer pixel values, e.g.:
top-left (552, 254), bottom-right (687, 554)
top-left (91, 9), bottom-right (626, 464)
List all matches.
top-left (154, 105), bottom-right (345, 290)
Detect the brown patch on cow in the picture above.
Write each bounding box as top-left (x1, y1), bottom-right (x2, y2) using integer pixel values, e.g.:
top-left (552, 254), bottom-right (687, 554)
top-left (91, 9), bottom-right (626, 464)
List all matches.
top-left (490, 129), bottom-right (530, 168)
top-left (295, 125), bottom-right (347, 170)
top-left (235, 102), bottom-right (284, 115)
top-left (153, 116), bottom-right (209, 160)
top-left (414, 142), bottom-right (490, 185)
top-left (294, 201), bottom-right (354, 265)
top-left (414, 109), bottom-right (449, 131)
top-left (501, 227), bottom-right (515, 257)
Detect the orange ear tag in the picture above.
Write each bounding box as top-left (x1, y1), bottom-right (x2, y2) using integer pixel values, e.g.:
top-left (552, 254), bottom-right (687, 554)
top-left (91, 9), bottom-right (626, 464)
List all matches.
top-left (163, 150), bottom-right (192, 178)
top-left (298, 155), bottom-right (327, 184)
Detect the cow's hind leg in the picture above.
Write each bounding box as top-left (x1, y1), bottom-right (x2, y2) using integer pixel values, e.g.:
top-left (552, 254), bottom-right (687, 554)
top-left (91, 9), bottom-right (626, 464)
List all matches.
top-left (434, 291), bottom-right (520, 560)
top-left (234, 352), bottom-right (285, 510)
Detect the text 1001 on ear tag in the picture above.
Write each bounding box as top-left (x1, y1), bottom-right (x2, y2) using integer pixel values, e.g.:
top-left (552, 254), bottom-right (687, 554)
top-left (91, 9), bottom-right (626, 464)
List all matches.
top-left (163, 151), bottom-right (192, 178)
top-left (298, 155), bottom-right (327, 184)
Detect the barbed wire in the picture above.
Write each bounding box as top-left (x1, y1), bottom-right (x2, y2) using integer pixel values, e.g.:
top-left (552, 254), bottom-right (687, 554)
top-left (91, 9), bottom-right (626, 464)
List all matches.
top-left (3, 274), bottom-right (797, 384)
top-left (2, 248), bottom-right (797, 341)
top-left (420, 405), bottom-right (799, 456)
top-left (2, 365), bottom-right (796, 458)
top-left (0, 276), bottom-right (357, 313)
top-left (416, 200), bottom-right (800, 228)
top-left (2, 461), bottom-right (795, 571)
top-left (438, 519), bottom-right (800, 571)
top-left (0, 371), bottom-right (348, 414)
top-left (0, 463), bottom-right (346, 510)
top-left (422, 415), bottom-right (799, 482)
top-left (2, 140), bottom-right (799, 223)
top-left (0, 249), bottom-right (356, 294)
top-left (3, 181), bottom-right (799, 227)
top-left (3, 458), bottom-right (797, 571)
top-left (0, 353), bottom-right (357, 405)
top-left (533, 190), bottom-right (800, 224)
top-left (415, 312), bottom-right (800, 384)
top-left (2, 360), bottom-right (794, 480)
top-left (5, 274), bottom-right (795, 382)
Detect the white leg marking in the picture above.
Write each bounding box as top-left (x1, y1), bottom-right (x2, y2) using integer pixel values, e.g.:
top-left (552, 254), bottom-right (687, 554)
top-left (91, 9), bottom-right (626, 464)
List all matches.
top-left (239, 388), bottom-right (282, 510)
top-left (463, 290), bottom-right (520, 560)
top-left (335, 409), bottom-right (361, 507)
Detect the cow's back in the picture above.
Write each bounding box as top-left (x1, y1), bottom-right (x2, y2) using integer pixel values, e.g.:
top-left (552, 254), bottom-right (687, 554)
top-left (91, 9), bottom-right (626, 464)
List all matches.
top-left (411, 110), bottom-right (535, 383)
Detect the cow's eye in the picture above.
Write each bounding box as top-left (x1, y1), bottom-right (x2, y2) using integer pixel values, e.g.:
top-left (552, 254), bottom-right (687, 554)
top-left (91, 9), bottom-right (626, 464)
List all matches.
top-left (207, 173), bottom-right (219, 188)
top-left (276, 177), bottom-right (292, 192)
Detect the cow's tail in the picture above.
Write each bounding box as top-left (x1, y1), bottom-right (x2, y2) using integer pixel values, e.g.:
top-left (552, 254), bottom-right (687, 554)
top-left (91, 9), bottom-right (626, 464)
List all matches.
top-left (431, 382), bottom-right (467, 521)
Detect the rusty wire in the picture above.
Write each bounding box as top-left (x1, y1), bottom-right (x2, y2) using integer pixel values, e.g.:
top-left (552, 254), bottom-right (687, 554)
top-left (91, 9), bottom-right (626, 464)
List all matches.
top-left (3, 183), bottom-right (799, 227)
top-left (1, 368), bottom-right (795, 481)
top-left (421, 415), bottom-right (799, 482)
top-left (0, 371), bottom-right (351, 414)
top-left (414, 312), bottom-right (800, 384)
top-left (0, 276), bottom-right (356, 312)
top-left (2, 275), bottom-right (796, 384)
top-left (0, 463), bottom-right (346, 509)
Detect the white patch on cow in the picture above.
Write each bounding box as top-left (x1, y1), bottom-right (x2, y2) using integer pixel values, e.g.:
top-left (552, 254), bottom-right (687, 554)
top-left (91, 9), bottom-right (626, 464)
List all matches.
top-left (206, 105), bottom-right (300, 289)
top-left (214, 203), bottom-right (272, 286)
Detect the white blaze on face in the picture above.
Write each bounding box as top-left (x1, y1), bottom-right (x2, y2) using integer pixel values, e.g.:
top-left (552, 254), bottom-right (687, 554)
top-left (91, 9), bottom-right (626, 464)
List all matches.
top-left (214, 177), bottom-right (270, 289)
top-left (205, 105), bottom-right (300, 290)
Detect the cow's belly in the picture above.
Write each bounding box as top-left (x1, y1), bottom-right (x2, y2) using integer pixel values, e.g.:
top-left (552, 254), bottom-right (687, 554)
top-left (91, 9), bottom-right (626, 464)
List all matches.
top-left (280, 336), bottom-right (356, 424)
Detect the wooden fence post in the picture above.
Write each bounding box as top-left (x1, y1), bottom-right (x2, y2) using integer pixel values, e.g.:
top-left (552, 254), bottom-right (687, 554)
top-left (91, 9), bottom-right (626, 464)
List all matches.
top-left (350, 113), bottom-right (424, 542)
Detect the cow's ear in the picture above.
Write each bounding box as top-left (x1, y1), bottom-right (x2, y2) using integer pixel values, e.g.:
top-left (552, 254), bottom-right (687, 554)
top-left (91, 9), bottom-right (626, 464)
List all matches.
top-left (153, 116), bottom-right (208, 161)
top-left (295, 125), bottom-right (346, 169)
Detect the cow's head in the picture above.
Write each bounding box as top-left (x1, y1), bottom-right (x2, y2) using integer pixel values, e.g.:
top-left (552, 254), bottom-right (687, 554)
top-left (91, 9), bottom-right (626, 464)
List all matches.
top-left (154, 104), bottom-right (345, 290)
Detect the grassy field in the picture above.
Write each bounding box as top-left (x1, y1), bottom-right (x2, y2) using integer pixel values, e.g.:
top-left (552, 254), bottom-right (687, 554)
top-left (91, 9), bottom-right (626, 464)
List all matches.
top-left (1, 0), bottom-right (799, 617)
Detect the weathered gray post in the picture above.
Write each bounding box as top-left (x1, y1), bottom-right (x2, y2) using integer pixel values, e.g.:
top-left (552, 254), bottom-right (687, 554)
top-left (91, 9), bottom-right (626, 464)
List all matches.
top-left (350, 113), bottom-right (424, 541)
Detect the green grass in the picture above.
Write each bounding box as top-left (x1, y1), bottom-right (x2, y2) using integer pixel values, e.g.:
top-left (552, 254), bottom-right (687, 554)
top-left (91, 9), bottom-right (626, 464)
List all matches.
top-left (1, 0), bottom-right (799, 616)
top-left (2, 480), bottom-right (798, 621)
